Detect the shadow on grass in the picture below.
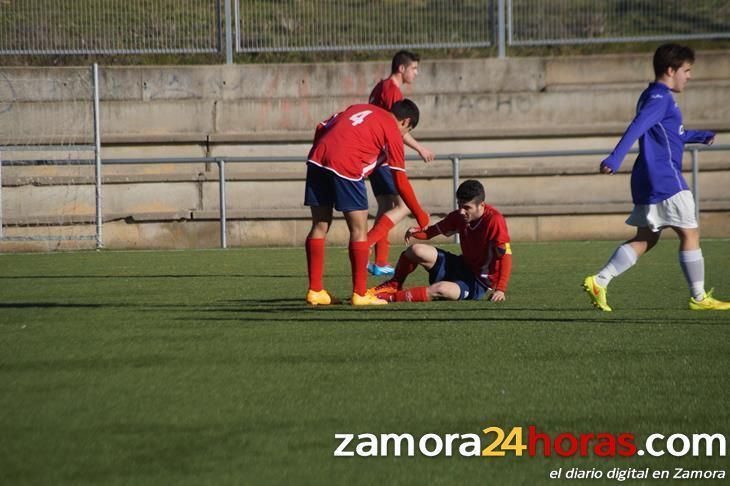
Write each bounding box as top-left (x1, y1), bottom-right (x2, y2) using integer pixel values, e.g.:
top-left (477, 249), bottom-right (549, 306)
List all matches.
top-left (0, 274), bottom-right (320, 280)
top-left (0, 303), bottom-right (107, 309)
top-left (0, 355), bottom-right (172, 372)
top-left (2, 300), bottom-right (725, 327)
top-left (176, 312), bottom-right (717, 326)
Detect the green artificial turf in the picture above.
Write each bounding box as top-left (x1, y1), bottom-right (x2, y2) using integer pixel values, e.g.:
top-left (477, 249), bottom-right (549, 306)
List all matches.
top-left (0, 240), bottom-right (728, 485)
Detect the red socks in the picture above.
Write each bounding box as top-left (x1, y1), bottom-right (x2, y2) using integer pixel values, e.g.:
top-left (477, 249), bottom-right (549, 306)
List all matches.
top-left (386, 286), bottom-right (431, 303)
top-left (367, 215), bottom-right (395, 249)
top-left (374, 238), bottom-right (390, 267)
top-left (349, 241), bottom-right (369, 296)
top-left (393, 251), bottom-right (418, 285)
top-left (305, 237), bottom-right (325, 291)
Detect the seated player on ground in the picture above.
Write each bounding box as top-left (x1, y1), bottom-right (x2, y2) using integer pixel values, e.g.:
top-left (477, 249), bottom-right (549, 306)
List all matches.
top-left (370, 180), bottom-right (512, 303)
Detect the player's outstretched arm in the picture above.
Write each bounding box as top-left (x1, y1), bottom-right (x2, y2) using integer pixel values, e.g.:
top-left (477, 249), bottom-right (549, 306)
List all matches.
top-left (391, 169), bottom-right (430, 228)
top-left (682, 129), bottom-right (715, 145)
top-left (404, 225), bottom-right (441, 244)
top-left (489, 250), bottom-right (512, 302)
top-left (601, 94), bottom-right (667, 173)
top-left (404, 133), bottom-right (435, 163)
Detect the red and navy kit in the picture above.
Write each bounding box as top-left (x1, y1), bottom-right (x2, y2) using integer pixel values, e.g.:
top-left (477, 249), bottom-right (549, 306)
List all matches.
top-left (369, 78), bottom-right (403, 110)
top-left (368, 78), bottom-right (404, 196)
top-left (308, 104), bottom-right (406, 179)
top-left (418, 205), bottom-right (512, 293)
top-left (305, 104), bottom-right (427, 226)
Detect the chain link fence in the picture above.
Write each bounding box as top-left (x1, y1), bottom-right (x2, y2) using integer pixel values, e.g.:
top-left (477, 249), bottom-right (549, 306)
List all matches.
top-left (509, 0), bottom-right (730, 46)
top-left (236, 0), bottom-right (493, 52)
top-left (0, 1), bottom-right (728, 58)
top-left (0, 0), bottom-right (221, 55)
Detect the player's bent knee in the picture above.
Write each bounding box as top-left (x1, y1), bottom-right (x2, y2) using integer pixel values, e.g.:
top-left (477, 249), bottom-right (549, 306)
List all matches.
top-left (409, 243), bottom-right (437, 263)
top-left (429, 282), bottom-right (461, 301)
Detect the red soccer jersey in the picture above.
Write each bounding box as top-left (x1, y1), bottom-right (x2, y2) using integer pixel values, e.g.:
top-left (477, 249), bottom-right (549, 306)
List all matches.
top-left (307, 104), bottom-right (406, 181)
top-left (369, 78), bottom-right (403, 110)
top-left (434, 205), bottom-right (512, 291)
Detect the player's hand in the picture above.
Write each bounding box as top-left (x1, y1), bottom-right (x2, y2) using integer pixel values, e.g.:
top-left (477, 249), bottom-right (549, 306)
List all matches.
top-left (489, 290), bottom-right (506, 302)
top-left (404, 226), bottom-right (420, 245)
top-left (706, 136), bottom-right (715, 146)
top-left (600, 163), bottom-right (614, 175)
top-left (418, 147), bottom-right (436, 163)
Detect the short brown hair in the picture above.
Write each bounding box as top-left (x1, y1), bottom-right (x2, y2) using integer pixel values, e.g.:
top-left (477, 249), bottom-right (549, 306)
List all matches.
top-left (391, 50), bottom-right (420, 74)
top-left (456, 180), bottom-right (485, 204)
top-left (653, 44), bottom-right (695, 78)
top-left (391, 99), bottom-right (419, 130)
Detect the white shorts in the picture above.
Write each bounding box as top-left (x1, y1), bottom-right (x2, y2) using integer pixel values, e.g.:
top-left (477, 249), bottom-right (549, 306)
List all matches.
top-left (626, 190), bottom-right (697, 232)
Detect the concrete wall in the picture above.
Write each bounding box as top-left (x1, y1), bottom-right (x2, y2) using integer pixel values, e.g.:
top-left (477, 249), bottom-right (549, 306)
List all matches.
top-left (2, 51), bottom-right (729, 144)
top-left (1, 51), bottom-right (730, 251)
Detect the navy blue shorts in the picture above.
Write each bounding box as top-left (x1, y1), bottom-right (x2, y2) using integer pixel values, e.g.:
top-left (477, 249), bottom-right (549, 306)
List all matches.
top-left (304, 163), bottom-right (368, 212)
top-left (368, 164), bottom-right (397, 197)
top-left (428, 249), bottom-right (490, 300)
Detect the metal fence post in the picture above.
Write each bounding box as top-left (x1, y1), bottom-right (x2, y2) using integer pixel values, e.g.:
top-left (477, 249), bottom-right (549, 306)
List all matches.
top-left (218, 158), bottom-right (228, 248)
top-left (451, 156), bottom-right (461, 244)
top-left (224, 0), bottom-right (233, 64)
top-left (0, 152), bottom-right (3, 240)
top-left (692, 148), bottom-right (699, 221)
top-left (93, 63), bottom-right (103, 249)
top-left (497, 0), bottom-right (506, 58)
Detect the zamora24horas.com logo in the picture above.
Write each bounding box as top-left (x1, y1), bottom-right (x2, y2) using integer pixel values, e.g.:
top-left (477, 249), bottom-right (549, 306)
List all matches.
top-left (334, 426), bottom-right (727, 463)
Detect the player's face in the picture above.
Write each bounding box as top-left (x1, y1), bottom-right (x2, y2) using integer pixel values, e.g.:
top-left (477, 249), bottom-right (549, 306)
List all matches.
top-left (397, 119), bottom-right (413, 135)
top-left (457, 199), bottom-right (485, 223)
top-left (401, 62), bottom-right (419, 84)
top-left (670, 62), bottom-right (692, 92)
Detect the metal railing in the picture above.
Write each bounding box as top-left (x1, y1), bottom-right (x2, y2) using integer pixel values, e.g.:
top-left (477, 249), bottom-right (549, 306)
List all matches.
top-left (0, 64), bottom-right (102, 247)
top-left (2, 145), bottom-right (727, 249)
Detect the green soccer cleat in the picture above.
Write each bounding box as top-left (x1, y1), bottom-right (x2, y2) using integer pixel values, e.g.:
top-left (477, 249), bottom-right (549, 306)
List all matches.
top-left (583, 275), bottom-right (612, 312)
top-left (689, 289), bottom-right (730, 311)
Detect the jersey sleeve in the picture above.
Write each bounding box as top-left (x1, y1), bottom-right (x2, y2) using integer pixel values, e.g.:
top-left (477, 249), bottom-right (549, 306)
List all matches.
top-left (601, 93), bottom-right (668, 172)
top-left (411, 211), bottom-right (460, 239)
top-left (391, 170), bottom-right (429, 228)
top-left (681, 129), bottom-right (715, 144)
top-left (434, 211), bottom-right (462, 237)
top-left (312, 112), bottom-right (339, 144)
top-left (487, 213), bottom-right (512, 292)
top-left (383, 127), bottom-right (406, 172)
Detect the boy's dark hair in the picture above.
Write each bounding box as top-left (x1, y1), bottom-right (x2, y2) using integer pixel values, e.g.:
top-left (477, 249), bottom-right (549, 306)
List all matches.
top-left (653, 43), bottom-right (695, 78)
top-left (456, 180), bottom-right (485, 204)
top-left (391, 50), bottom-right (420, 74)
top-left (391, 99), bottom-right (419, 130)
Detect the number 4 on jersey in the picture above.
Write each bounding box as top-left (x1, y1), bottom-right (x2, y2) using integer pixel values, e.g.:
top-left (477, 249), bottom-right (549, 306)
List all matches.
top-left (349, 110), bottom-right (372, 126)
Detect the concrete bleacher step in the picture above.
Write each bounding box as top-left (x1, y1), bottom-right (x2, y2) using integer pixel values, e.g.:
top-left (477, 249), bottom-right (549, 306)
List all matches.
top-left (3, 50), bottom-right (729, 249)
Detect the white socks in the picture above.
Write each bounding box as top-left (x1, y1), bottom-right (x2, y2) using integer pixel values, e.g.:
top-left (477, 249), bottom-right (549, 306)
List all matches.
top-left (595, 244), bottom-right (638, 288)
top-left (595, 244), bottom-right (706, 300)
top-left (679, 249), bottom-right (705, 301)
